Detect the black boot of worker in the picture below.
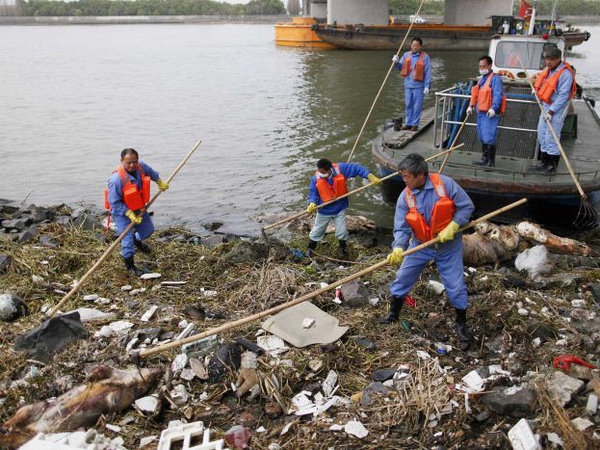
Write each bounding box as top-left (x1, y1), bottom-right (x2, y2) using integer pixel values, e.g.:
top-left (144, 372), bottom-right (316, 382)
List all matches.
top-left (473, 144), bottom-right (489, 166)
top-left (134, 238), bottom-right (151, 254)
top-left (378, 296), bottom-right (406, 324)
top-left (532, 152), bottom-right (549, 170)
top-left (306, 240), bottom-right (318, 257)
top-left (486, 145), bottom-right (496, 168)
top-left (339, 240), bottom-right (348, 257)
top-left (123, 256), bottom-right (146, 277)
top-left (544, 154), bottom-right (560, 174)
top-left (454, 308), bottom-right (472, 342)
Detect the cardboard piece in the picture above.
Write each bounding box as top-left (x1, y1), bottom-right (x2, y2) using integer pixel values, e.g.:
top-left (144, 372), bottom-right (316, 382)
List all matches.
top-left (261, 302), bottom-right (348, 348)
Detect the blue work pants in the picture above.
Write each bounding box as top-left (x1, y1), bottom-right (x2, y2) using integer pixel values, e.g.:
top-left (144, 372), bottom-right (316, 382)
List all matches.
top-left (390, 237), bottom-right (468, 310)
top-left (114, 213), bottom-right (154, 258)
top-left (476, 112), bottom-right (500, 145)
top-left (537, 105), bottom-right (567, 156)
top-left (309, 209), bottom-right (349, 242)
top-left (404, 87), bottom-right (425, 127)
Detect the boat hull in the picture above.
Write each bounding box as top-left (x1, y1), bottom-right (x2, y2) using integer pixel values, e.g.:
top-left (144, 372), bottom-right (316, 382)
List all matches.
top-left (314, 24), bottom-right (590, 51)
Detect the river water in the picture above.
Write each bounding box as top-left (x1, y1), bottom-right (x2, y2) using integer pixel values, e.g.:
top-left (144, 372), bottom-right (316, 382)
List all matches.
top-left (2, 24), bottom-right (599, 235)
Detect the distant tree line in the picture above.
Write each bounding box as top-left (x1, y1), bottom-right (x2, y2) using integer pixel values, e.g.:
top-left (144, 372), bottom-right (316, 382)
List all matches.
top-left (388, 0), bottom-right (600, 16)
top-left (17, 0), bottom-right (286, 16)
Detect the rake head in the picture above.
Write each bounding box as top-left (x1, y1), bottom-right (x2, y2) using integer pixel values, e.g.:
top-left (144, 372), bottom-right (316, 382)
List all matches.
top-left (573, 199), bottom-right (599, 230)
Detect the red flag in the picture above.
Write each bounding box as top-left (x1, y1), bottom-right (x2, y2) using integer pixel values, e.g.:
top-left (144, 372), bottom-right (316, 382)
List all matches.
top-left (519, 0), bottom-right (532, 20)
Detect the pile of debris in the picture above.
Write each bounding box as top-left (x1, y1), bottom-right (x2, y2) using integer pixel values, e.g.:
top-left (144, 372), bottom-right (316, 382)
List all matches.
top-left (1, 202), bottom-right (600, 449)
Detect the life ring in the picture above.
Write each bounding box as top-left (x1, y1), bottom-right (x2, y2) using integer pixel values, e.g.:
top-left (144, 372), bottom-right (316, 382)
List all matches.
top-left (497, 70), bottom-right (516, 79)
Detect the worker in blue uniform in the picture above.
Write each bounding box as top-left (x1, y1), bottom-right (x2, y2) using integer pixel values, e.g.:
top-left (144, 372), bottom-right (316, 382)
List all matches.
top-left (107, 148), bottom-right (169, 275)
top-left (392, 37), bottom-right (432, 131)
top-left (378, 154), bottom-right (475, 346)
top-left (533, 45), bottom-right (576, 173)
top-left (467, 55), bottom-right (504, 168)
top-left (306, 158), bottom-right (380, 257)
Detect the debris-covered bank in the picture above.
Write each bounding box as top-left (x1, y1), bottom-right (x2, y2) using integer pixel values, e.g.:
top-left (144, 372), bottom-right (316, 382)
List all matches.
top-left (1, 199), bottom-right (600, 449)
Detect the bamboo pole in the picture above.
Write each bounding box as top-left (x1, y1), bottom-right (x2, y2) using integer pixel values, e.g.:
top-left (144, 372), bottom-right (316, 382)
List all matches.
top-left (346, 0), bottom-right (428, 162)
top-left (520, 60), bottom-right (586, 199)
top-left (132, 197), bottom-right (527, 361)
top-left (263, 143), bottom-right (464, 232)
top-left (45, 140), bottom-right (202, 319)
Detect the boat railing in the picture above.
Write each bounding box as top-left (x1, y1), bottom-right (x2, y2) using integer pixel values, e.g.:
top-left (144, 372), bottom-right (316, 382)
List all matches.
top-left (434, 83), bottom-right (541, 160)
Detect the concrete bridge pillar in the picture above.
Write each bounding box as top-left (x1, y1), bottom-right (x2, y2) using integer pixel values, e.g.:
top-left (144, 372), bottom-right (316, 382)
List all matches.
top-left (444, 0), bottom-right (513, 26)
top-left (326, 0), bottom-right (389, 26)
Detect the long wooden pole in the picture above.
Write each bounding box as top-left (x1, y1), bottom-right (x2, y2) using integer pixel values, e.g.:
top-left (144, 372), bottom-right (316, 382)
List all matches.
top-left (346, 0), bottom-right (427, 163)
top-left (133, 197), bottom-right (527, 361)
top-left (46, 140), bottom-right (202, 319)
top-left (439, 111), bottom-right (470, 174)
top-left (263, 143), bottom-right (464, 232)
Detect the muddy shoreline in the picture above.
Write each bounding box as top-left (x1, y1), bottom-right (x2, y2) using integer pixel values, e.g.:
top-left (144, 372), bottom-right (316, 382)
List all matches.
top-left (2, 199), bottom-right (600, 449)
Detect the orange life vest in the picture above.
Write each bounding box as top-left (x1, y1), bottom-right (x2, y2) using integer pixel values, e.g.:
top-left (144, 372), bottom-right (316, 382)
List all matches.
top-left (400, 52), bottom-right (426, 81)
top-left (103, 164), bottom-right (150, 212)
top-left (534, 62), bottom-right (577, 104)
top-left (404, 173), bottom-right (455, 243)
top-left (315, 163), bottom-right (348, 203)
top-left (470, 73), bottom-right (507, 114)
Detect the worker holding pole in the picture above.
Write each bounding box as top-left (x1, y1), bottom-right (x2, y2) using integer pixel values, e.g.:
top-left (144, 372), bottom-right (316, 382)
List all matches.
top-left (379, 154), bottom-right (475, 346)
top-left (105, 148), bottom-right (169, 276)
top-left (306, 158), bottom-right (380, 257)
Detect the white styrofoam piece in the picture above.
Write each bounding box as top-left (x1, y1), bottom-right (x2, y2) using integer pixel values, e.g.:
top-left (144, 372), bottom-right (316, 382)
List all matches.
top-left (508, 418), bottom-right (540, 450)
top-left (157, 421), bottom-right (229, 450)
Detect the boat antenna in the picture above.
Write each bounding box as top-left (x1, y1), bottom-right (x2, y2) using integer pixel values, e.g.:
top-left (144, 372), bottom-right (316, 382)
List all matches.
top-left (528, 0), bottom-right (538, 35)
top-left (346, 0), bottom-right (427, 162)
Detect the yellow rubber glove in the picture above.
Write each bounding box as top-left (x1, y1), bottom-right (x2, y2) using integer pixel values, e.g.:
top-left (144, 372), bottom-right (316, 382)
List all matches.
top-left (367, 173), bottom-right (382, 185)
top-left (438, 221), bottom-right (460, 243)
top-left (307, 202), bottom-right (317, 214)
top-left (125, 209), bottom-right (143, 225)
top-left (386, 247), bottom-right (404, 265)
top-left (156, 178), bottom-right (169, 191)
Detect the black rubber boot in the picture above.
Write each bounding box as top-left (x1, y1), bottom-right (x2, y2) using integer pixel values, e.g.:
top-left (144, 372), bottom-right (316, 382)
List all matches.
top-left (532, 152), bottom-right (549, 170)
top-left (306, 240), bottom-right (318, 257)
top-left (134, 238), bottom-right (151, 254)
top-left (486, 145), bottom-right (496, 168)
top-left (123, 256), bottom-right (145, 277)
top-left (378, 296), bottom-right (405, 324)
top-left (544, 154), bottom-right (560, 174)
top-left (339, 240), bottom-right (348, 257)
top-left (473, 144), bottom-right (489, 166)
top-left (454, 308), bottom-right (472, 342)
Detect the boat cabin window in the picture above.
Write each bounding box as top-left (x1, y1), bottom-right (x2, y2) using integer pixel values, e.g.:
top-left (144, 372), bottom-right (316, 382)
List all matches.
top-left (495, 41), bottom-right (549, 70)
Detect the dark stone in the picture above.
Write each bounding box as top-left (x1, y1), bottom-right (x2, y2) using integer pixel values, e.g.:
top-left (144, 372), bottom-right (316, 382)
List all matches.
top-left (39, 235), bottom-right (60, 248)
top-left (183, 304), bottom-right (206, 320)
top-left (206, 222), bottom-right (224, 231)
top-left (135, 328), bottom-right (163, 342)
top-left (55, 216), bottom-right (72, 227)
top-left (354, 337), bottom-right (377, 351)
top-left (361, 382), bottom-right (389, 407)
top-left (199, 234), bottom-right (227, 249)
top-left (221, 241), bottom-right (268, 264)
top-left (0, 254), bottom-right (12, 272)
top-left (474, 411), bottom-right (490, 423)
top-left (371, 368), bottom-right (397, 382)
top-left (2, 218), bottom-right (29, 231)
top-left (207, 343), bottom-right (243, 382)
top-left (70, 209), bottom-right (100, 231)
top-left (18, 225), bottom-right (39, 244)
top-left (14, 311), bottom-right (88, 362)
top-left (526, 321), bottom-right (558, 343)
top-left (481, 385), bottom-right (537, 418)
top-left (340, 279), bottom-right (369, 308)
top-left (0, 199), bottom-right (19, 215)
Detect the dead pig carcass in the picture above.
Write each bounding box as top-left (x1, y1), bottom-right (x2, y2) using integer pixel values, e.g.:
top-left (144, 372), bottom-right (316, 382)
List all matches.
top-left (1, 365), bottom-right (161, 449)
